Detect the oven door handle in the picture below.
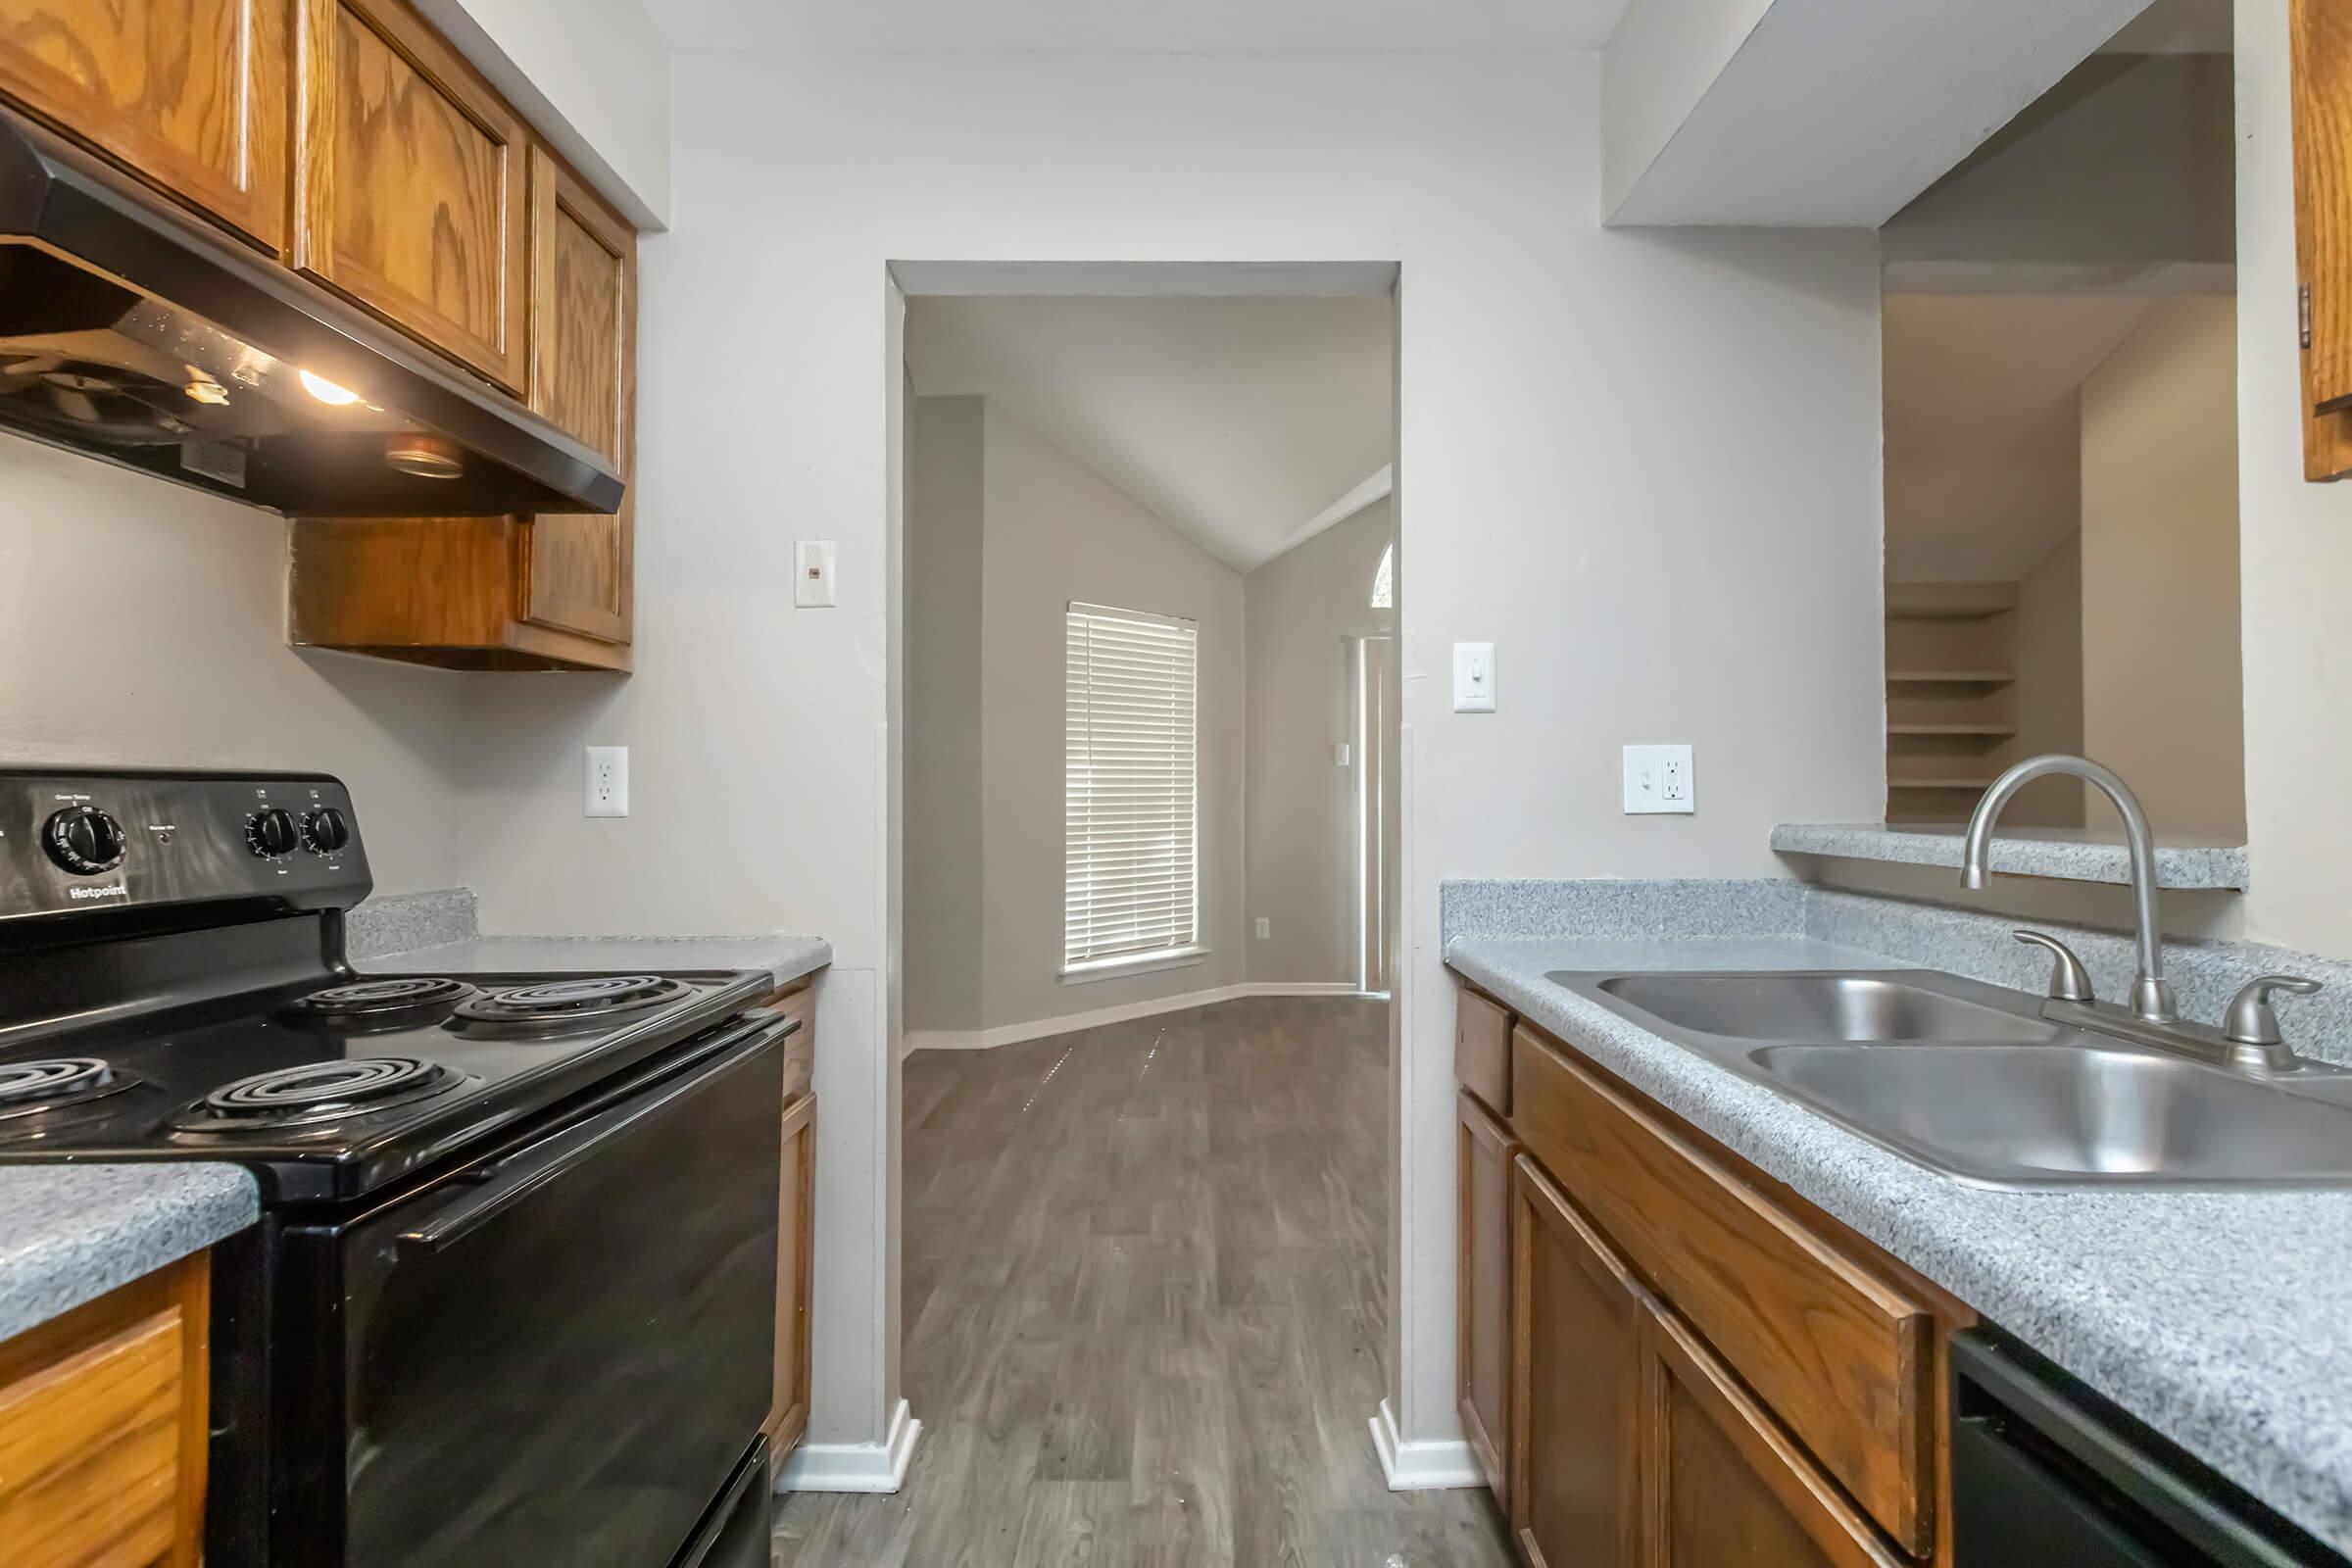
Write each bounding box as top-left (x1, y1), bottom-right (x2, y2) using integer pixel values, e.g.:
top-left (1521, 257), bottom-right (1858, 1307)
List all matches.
top-left (396, 1014), bottom-right (800, 1254)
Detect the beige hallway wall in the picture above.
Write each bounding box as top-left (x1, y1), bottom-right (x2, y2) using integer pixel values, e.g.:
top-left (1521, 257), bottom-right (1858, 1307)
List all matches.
top-left (2082, 295), bottom-right (2245, 837)
top-left (1243, 499), bottom-right (1396, 986)
top-left (902, 394), bottom-right (1248, 1041)
top-left (904, 396), bottom-right (988, 1033)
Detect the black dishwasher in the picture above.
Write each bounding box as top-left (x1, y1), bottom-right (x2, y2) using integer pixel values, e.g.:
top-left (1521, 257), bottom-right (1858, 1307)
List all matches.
top-left (1952, 1327), bottom-right (2343, 1568)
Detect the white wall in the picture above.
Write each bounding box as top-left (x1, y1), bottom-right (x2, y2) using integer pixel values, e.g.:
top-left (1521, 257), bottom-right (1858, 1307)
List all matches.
top-left (0, 437), bottom-right (466, 895)
top-left (2234, 2), bottom-right (2352, 954)
top-left (975, 400), bottom-right (1249, 1034)
top-left (444, 47), bottom-right (1886, 1460)
top-left (2082, 296), bottom-right (2245, 837)
top-left (903, 396), bottom-right (985, 1034)
top-left (1245, 500), bottom-right (1396, 986)
top-left (415, 0), bottom-right (673, 227)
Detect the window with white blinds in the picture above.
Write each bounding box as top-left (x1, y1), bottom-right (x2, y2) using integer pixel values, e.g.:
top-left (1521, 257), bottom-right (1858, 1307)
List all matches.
top-left (1063, 601), bottom-right (1200, 974)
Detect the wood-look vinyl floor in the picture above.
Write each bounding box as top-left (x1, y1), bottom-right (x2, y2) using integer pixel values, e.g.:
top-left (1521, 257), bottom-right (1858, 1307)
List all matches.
top-left (774, 996), bottom-right (1515, 1567)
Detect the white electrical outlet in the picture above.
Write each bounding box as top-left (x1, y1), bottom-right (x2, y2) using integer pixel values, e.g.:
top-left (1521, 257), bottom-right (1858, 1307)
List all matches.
top-left (794, 541), bottom-right (838, 608)
top-left (1255, 917), bottom-right (1271, 939)
top-left (1623, 745), bottom-right (1694, 814)
top-left (585, 746), bottom-right (629, 817)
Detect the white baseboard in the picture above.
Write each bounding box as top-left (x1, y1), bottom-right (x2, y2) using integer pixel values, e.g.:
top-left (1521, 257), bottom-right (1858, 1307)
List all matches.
top-left (905, 982), bottom-right (1381, 1053)
top-left (1368, 1398), bottom-right (1482, 1492)
top-left (775, 1399), bottom-right (922, 1494)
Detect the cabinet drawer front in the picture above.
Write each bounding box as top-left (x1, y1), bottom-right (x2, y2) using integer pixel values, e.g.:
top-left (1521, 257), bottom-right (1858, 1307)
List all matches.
top-left (1454, 986), bottom-right (1512, 1115)
top-left (0, 0), bottom-right (289, 250)
top-left (0, 1302), bottom-right (184, 1568)
top-left (294, 0), bottom-right (527, 390)
top-left (1511, 1025), bottom-right (1931, 1553)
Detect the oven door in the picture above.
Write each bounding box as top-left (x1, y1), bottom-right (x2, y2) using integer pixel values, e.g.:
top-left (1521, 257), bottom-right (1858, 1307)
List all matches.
top-left (279, 1016), bottom-right (787, 1568)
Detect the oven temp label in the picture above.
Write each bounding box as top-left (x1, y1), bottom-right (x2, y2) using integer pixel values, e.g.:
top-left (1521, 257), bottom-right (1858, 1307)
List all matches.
top-left (68, 883), bottom-right (129, 901)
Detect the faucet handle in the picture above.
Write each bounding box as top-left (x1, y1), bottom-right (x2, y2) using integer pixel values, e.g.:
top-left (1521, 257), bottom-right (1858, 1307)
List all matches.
top-left (2013, 930), bottom-right (2095, 1004)
top-left (2224, 975), bottom-right (2323, 1048)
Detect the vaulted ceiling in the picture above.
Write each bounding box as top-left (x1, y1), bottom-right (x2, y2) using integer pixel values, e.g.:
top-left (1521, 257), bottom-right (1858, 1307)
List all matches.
top-left (640, 0), bottom-right (1634, 53)
top-left (906, 295), bottom-right (1394, 573)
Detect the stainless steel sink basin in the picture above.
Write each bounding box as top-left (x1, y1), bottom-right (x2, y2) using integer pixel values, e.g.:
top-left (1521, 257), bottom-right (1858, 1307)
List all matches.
top-left (1748, 1043), bottom-right (2352, 1187)
top-left (1594, 972), bottom-right (2059, 1044)
top-left (1547, 968), bottom-right (2352, 1188)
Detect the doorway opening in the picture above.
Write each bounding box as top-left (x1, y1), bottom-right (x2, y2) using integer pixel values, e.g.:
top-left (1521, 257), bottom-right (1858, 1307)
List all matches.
top-left (782, 264), bottom-right (1461, 1561)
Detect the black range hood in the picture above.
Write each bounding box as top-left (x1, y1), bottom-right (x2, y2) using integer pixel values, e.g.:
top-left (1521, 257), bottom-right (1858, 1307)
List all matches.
top-left (0, 105), bottom-right (623, 517)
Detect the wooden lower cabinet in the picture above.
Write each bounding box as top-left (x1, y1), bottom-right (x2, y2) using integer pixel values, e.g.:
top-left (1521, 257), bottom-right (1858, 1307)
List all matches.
top-left (768, 1090), bottom-right (816, 1454)
top-left (0, 1252), bottom-right (211, 1568)
top-left (1457, 1090), bottom-right (1516, 1504)
top-left (1459, 974), bottom-right (1968, 1568)
top-left (763, 978), bottom-right (818, 1463)
top-left (1509, 1152), bottom-right (1642, 1568)
top-left (1642, 1300), bottom-right (1906, 1568)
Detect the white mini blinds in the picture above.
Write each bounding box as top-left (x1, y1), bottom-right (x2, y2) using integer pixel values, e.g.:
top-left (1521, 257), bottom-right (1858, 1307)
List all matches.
top-left (1063, 601), bottom-right (1200, 973)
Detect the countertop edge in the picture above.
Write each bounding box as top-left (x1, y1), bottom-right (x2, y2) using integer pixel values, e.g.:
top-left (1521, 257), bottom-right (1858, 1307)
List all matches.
top-left (0, 1164), bottom-right (259, 1342)
top-left (1770, 822), bottom-right (2251, 891)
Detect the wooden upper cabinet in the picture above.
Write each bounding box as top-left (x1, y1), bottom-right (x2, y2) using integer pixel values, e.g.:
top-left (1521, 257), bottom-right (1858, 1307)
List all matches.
top-left (522, 144), bottom-right (635, 645)
top-left (292, 0), bottom-right (527, 390)
top-left (1641, 1299), bottom-right (1907, 1568)
top-left (2293, 0), bottom-right (2352, 479)
top-left (0, 0), bottom-right (290, 250)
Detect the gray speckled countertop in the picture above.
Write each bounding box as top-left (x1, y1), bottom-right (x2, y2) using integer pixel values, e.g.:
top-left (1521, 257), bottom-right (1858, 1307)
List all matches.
top-left (1772, 821), bottom-right (2251, 890)
top-left (1446, 931), bottom-right (2352, 1554)
top-left (0, 1164), bottom-right (257, 1341)
top-left (371, 933), bottom-right (832, 991)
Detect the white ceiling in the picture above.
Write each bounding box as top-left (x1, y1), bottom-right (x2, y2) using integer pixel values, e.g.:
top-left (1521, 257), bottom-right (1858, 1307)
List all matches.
top-left (906, 296), bottom-right (1394, 572)
top-left (1884, 293), bottom-right (2159, 582)
top-left (641, 0), bottom-right (1632, 53)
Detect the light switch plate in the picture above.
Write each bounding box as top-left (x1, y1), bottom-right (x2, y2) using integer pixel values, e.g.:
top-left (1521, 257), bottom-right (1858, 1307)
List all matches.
top-left (585, 746), bottom-right (629, 817)
top-left (1452, 642), bottom-right (1496, 713)
top-left (794, 540), bottom-right (838, 608)
top-left (1624, 744), bottom-right (1694, 814)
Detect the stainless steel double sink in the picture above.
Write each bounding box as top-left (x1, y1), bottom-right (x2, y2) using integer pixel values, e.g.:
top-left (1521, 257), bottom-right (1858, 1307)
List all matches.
top-left (1549, 969), bottom-right (2352, 1189)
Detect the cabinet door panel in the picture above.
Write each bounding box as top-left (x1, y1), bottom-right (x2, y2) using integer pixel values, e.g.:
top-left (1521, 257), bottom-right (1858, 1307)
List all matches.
top-left (522, 144), bottom-right (633, 643)
top-left (1642, 1299), bottom-right (1904, 1568)
top-left (1457, 1090), bottom-right (1515, 1504)
top-left (0, 0), bottom-right (289, 249)
top-left (1511, 1152), bottom-right (1641, 1568)
top-left (293, 0), bottom-right (525, 389)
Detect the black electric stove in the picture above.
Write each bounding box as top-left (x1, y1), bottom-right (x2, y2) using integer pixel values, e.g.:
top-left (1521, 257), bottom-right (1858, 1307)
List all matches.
top-left (0, 769), bottom-right (786, 1568)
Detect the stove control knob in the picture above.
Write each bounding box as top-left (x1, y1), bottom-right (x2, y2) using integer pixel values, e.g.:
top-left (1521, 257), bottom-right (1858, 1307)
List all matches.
top-left (301, 807), bottom-right (350, 856)
top-left (43, 806), bottom-right (126, 876)
top-left (246, 808), bottom-right (301, 859)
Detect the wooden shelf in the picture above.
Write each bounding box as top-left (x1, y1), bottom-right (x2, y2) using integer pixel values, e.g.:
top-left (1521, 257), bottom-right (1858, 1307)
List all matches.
top-left (1888, 723), bottom-right (2017, 738)
top-left (1885, 581), bottom-right (2018, 619)
top-left (1886, 669), bottom-right (2016, 686)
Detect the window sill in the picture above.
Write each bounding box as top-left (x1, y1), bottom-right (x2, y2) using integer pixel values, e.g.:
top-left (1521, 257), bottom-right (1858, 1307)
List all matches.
top-left (1058, 946), bottom-right (1209, 986)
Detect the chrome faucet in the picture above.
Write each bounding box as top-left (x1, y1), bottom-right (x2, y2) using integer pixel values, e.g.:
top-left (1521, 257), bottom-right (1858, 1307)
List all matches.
top-left (1961, 755), bottom-right (2177, 1022)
